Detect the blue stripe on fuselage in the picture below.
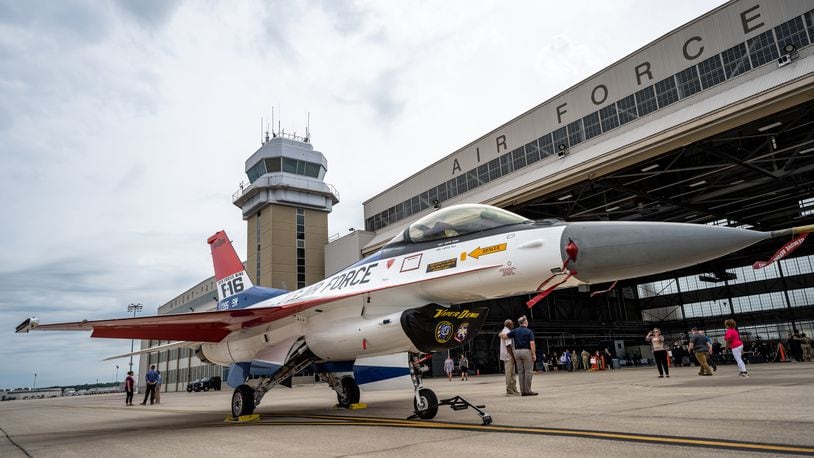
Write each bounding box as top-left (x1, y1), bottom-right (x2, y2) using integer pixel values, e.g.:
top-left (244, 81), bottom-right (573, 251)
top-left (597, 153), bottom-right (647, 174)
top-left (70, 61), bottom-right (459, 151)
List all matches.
top-left (217, 286), bottom-right (288, 311)
top-left (353, 365), bottom-right (411, 385)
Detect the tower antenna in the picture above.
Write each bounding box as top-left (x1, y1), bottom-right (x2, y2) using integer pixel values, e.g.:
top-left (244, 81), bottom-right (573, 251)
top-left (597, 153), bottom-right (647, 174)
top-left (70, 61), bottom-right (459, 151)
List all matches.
top-left (271, 107), bottom-right (276, 137)
top-left (306, 112), bottom-right (310, 142)
top-left (260, 117), bottom-right (264, 145)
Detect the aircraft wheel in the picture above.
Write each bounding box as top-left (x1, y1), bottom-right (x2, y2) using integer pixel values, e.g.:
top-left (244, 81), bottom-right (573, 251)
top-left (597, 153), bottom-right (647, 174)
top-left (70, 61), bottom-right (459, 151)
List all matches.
top-left (412, 388), bottom-right (438, 419)
top-left (204, 385), bottom-right (210, 392)
top-left (186, 386), bottom-right (192, 393)
top-left (337, 376), bottom-right (360, 408)
top-left (231, 384), bottom-right (255, 417)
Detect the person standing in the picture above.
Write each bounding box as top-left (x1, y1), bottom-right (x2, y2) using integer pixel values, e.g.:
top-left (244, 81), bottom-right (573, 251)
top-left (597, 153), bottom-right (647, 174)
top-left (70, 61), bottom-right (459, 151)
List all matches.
top-left (646, 328), bottom-right (669, 378)
top-left (789, 331), bottom-right (804, 361)
top-left (154, 370), bottom-right (162, 404)
top-left (670, 342), bottom-right (682, 366)
top-left (571, 350), bottom-right (579, 371)
top-left (501, 316), bottom-right (537, 396)
top-left (724, 319), bottom-right (748, 378)
top-left (459, 354), bottom-right (469, 381)
top-left (140, 365), bottom-right (159, 405)
top-left (124, 371), bottom-right (135, 406)
top-left (499, 319), bottom-right (519, 396)
top-left (689, 328), bottom-right (713, 376)
top-left (802, 333), bottom-right (812, 362)
top-left (603, 348), bottom-right (613, 370)
top-left (581, 349), bottom-right (590, 371)
top-left (444, 354), bottom-right (454, 381)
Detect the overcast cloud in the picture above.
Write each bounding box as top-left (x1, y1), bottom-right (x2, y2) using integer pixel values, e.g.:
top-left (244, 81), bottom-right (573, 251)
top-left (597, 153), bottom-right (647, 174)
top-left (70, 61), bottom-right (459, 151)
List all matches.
top-left (0, 0), bottom-right (725, 388)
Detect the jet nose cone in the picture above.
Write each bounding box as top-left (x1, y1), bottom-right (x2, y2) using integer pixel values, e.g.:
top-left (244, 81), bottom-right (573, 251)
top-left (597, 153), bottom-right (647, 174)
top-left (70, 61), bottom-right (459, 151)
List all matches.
top-left (561, 222), bottom-right (769, 284)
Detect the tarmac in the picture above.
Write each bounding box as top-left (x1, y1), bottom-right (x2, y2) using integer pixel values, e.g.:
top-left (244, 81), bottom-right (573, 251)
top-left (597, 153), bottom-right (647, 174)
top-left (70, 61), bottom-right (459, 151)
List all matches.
top-left (1, 362), bottom-right (813, 457)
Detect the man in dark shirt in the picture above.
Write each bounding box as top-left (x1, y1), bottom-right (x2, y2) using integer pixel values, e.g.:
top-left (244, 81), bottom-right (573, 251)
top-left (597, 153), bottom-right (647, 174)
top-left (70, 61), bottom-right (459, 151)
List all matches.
top-left (501, 316), bottom-right (537, 396)
top-left (689, 328), bottom-right (713, 376)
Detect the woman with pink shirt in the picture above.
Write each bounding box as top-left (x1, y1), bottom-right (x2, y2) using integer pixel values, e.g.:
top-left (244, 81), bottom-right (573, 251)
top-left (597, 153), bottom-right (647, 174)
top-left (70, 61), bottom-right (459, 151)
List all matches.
top-left (724, 319), bottom-right (748, 378)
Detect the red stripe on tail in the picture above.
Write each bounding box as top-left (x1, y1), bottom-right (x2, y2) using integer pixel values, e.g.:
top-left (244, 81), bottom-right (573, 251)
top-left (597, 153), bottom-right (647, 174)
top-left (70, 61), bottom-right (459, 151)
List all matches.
top-left (207, 230), bottom-right (244, 281)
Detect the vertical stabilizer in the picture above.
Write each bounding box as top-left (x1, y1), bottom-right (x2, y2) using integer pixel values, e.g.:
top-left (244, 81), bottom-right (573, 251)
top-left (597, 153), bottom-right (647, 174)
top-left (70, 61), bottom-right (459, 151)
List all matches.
top-left (207, 231), bottom-right (254, 304)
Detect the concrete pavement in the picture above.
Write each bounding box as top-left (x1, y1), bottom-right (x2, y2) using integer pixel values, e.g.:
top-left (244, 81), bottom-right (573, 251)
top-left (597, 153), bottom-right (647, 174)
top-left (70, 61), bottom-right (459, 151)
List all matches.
top-left (1, 362), bottom-right (812, 457)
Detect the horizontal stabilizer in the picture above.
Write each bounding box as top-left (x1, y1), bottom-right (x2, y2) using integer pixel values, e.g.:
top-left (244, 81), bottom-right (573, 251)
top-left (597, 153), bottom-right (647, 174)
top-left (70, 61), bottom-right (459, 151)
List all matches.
top-left (15, 317), bottom-right (39, 333)
top-left (102, 340), bottom-right (200, 361)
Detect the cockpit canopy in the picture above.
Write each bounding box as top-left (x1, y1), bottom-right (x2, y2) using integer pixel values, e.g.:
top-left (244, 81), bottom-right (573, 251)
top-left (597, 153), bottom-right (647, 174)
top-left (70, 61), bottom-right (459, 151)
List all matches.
top-left (386, 204), bottom-right (533, 246)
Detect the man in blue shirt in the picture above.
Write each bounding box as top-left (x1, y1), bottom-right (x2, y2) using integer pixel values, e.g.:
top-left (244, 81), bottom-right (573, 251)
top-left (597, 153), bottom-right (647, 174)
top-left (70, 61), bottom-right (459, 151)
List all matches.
top-left (501, 316), bottom-right (537, 396)
top-left (140, 365), bottom-right (159, 405)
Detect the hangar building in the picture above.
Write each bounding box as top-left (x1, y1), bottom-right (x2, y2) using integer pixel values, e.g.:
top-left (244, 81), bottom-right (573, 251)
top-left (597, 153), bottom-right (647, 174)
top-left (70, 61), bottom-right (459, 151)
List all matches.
top-left (349, 0), bottom-right (814, 369)
top-left (145, 0), bottom-right (814, 390)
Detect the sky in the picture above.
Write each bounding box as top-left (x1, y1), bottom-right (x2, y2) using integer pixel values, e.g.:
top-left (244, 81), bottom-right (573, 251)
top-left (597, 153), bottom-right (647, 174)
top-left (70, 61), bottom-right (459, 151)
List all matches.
top-left (0, 0), bottom-right (727, 389)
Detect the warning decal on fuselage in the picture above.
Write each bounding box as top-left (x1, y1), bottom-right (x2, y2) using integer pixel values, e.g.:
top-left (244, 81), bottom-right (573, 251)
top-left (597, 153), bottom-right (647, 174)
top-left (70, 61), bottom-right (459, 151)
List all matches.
top-left (426, 258), bottom-right (457, 273)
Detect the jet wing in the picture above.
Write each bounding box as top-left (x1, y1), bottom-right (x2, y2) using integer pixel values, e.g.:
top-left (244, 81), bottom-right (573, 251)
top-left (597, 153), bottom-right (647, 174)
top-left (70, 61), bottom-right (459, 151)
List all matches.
top-left (16, 296), bottom-right (345, 342)
top-left (17, 263), bottom-right (501, 343)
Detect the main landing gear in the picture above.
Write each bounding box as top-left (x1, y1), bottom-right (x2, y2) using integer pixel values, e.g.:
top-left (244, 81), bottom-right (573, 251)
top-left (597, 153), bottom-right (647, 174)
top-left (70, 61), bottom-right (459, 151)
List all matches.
top-left (230, 343), bottom-right (316, 418)
top-left (231, 384), bottom-right (255, 417)
top-left (325, 373), bottom-right (360, 408)
top-left (406, 353), bottom-right (492, 425)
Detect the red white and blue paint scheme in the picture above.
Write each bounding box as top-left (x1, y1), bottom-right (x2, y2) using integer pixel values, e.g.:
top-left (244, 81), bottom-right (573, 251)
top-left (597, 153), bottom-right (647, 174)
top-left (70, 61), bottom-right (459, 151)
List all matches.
top-left (15, 204), bottom-right (813, 420)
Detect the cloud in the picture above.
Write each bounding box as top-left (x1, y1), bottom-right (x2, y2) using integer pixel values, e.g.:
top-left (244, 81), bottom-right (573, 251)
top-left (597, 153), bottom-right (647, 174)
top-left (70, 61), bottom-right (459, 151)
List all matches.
top-left (0, 0), bottom-right (111, 43)
top-left (0, 0), bottom-right (729, 389)
top-left (113, 0), bottom-right (181, 28)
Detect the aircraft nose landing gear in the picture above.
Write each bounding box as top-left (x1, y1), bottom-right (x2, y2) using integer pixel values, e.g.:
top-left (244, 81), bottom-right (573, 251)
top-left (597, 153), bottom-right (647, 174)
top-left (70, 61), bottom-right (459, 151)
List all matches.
top-left (406, 353), bottom-right (492, 425)
top-left (412, 388), bottom-right (438, 419)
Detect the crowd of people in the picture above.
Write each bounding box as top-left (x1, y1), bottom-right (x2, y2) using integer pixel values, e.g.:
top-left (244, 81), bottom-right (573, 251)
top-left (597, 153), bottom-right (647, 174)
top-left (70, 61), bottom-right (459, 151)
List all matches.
top-left (660, 322), bottom-right (743, 376)
top-left (124, 320), bottom-right (812, 406)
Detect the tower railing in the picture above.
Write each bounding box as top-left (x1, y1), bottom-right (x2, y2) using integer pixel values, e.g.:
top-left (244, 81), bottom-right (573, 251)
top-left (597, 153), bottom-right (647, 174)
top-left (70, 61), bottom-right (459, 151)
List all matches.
top-left (233, 177), bottom-right (340, 203)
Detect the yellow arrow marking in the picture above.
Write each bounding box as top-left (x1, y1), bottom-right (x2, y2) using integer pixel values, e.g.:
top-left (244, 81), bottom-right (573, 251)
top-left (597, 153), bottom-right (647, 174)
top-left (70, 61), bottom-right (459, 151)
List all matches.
top-left (468, 243), bottom-right (506, 259)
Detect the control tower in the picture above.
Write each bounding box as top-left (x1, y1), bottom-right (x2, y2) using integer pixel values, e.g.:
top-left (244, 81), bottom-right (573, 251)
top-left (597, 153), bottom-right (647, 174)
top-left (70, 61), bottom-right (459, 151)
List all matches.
top-left (232, 131), bottom-right (339, 290)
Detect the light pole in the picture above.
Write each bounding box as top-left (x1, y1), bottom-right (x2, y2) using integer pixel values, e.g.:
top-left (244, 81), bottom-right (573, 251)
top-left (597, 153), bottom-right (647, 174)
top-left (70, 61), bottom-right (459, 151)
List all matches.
top-left (115, 365), bottom-right (119, 384)
top-left (127, 303), bottom-right (143, 373)
top-left (33, 373), bottom-right (37, 390)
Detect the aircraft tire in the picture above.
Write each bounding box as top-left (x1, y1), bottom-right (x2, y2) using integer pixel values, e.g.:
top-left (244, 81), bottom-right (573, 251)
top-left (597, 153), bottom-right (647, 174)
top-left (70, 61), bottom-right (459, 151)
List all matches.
top-left (186, 386), bottom-right (192, 393)
top-left (337, 376), bottom-right (360, 408)
top-left (412, 388), bottom-right (438, 419)
top-left (204, 385), bottom-right (210, 392)
top-left (231, 384), bottom-right (255, 417)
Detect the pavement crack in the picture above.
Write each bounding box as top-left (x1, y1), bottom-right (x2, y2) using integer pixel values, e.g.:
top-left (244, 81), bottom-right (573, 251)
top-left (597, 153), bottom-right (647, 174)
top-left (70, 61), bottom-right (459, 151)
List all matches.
top-left (0, 425), bottom-right (32, 458)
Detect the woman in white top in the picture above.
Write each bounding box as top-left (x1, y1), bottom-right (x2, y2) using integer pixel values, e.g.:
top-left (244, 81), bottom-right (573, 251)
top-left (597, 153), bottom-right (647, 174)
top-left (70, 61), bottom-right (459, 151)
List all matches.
top-left (646, 328), bottom-right (670, 378)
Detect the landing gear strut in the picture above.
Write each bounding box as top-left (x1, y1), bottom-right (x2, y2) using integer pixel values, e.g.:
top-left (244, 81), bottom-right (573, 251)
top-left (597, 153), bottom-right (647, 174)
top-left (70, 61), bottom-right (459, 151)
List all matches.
top-left (229, 342), bottom-right (316, 419)
top-left (407, 353), bottom-right (438, 420)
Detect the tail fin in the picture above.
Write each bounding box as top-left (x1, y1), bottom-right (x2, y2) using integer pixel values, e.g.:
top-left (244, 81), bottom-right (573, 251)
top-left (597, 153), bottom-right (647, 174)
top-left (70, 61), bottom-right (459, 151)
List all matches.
top-left (207, 231), bottom-right (253, 304)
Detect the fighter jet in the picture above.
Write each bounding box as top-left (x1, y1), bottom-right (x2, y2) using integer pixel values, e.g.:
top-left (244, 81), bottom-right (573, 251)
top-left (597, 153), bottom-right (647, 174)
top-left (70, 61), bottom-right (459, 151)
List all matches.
top-left (15, 203), bottom-right (813, 420)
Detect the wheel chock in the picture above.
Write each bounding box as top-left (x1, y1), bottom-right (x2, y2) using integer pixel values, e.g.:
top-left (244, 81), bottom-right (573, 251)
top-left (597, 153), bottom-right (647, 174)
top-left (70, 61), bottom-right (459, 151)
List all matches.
top-left (349, 403), bottom-right (367, 410)
top-left (224, 413), bottom-right (261, 423)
